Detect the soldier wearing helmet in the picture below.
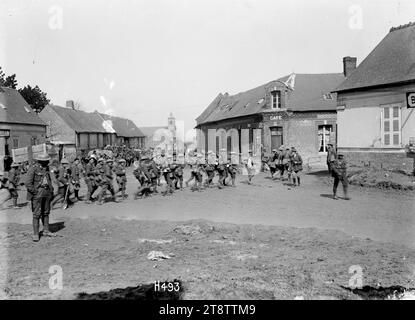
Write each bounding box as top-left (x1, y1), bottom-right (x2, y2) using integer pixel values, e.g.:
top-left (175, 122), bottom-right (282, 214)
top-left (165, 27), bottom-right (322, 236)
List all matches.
top-left (115, 158), bottom-right (128, 200)
top-left (25, 153), bottom-right (55, 242)
top-left (84, 156), bottom-right (97, 203)
top-left (8, 162), bottom-right (21, 209)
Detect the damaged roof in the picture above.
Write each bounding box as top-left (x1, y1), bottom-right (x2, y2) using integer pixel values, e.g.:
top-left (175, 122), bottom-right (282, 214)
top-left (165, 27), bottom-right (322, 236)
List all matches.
top-left (196, 73), bottom-right (345, 125)
top-left (95, 112), bottom-right (145, 138)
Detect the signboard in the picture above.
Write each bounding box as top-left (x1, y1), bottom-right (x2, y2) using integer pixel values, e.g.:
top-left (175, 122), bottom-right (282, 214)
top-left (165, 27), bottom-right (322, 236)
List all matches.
top-left (0, 130), bottom-right (10, 137)
top-left (12, 143), bottom-right (46, 163)
top-left (270, 115), bottom-right (282, 121)
top-left (32, 143), bottom-right (47, 160)
top-left (406, 92), bottom-right (415, 108)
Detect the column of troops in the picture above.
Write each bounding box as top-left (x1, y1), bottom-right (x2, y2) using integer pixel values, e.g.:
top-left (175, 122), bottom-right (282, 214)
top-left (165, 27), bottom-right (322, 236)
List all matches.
top-left (0, 144), bottom-right (349, 242)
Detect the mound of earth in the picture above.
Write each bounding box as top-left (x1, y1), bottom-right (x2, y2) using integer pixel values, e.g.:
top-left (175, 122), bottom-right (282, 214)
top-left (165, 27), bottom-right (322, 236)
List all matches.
top-left (347, 167), bottom-right (415, 191)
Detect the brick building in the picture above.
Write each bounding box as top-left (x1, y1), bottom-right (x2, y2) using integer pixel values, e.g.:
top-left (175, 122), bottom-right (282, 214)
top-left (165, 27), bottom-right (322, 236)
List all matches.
top-left (333, 22), bottom-right (415, 174)
top-left (0, 87), bottom-right (46, 171)
top-left (195, 72), bottom-right (345, 164)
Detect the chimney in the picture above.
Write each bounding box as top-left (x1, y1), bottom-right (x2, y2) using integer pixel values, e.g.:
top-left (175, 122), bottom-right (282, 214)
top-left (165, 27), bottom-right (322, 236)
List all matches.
top-left (66, 100), bottom-right (75, 109)
top-left (343, 56), bottom-right (357, 77)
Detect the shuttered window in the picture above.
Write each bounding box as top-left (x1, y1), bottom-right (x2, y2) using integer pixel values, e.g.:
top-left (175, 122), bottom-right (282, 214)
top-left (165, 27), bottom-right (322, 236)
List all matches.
top-left (382, 105), bottom-right (401, 147)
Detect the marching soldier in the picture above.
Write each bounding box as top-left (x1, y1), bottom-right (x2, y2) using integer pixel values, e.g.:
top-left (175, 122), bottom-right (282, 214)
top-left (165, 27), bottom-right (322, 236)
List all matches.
top-left (226, 161), bottom-right (237, 187)
top-left (95, 158), bottom-right (106, 205)
top-left (268, 149), bottom-right (278, 179)
top-left (8, 162), bottom-right (21, 209)
top-left (203, 161), bottom-right (215, 188)
top-left (167, 163), bottom-right (176, 193)
top-left (327, 143), bottom-right (337, 175)
top-left (115, 158), bottom-right (128, 200)
top-left (173, 163), bottom-right (184, 190)
top-left (84, 156), bottom-right (97, 203)
top-left (71, 158), bottom-right (82, 201)
top-left (101, 158), bottom-right (117, 204)
top-left (161, 164), bottom-right (172, 194)
top-left (289, 147), bottom-right (303, 187)
top-left (332, 154), bottom-right (350, 200)
top-left (148, 158), bottom-right (159, 193)
top-left (246, 151), bottom-right (255, 184)
top-left (280, 147), bottom-right (291, 181)
top-left (25, 153), bottom-right (55, 242)
top-left (133, 157), bottom-right (152, 198)
top-left (216, 160), bottom-right (227, 189)
top-left (51, 158), bottom-right (72, 209)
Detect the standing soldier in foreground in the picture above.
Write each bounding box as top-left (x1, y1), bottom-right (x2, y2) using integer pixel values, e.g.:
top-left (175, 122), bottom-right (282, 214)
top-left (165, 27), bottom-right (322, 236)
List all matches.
top-left (115, 158), bottom-right (128, 200)
top-left (289, 147), bottom-right (303, 187)
top-left (332, 154), bottom-right (350, 200)
top-left (25, 153), bottom-right (55, 242)
top-left (8, 162), bottom-right (21, 209)
top-left (326, 143), bottom-right (337, 175)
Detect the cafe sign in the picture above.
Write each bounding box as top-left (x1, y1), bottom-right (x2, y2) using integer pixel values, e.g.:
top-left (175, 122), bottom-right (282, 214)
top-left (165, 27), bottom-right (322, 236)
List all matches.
top-left (269, 115), bottom-right (282, 121)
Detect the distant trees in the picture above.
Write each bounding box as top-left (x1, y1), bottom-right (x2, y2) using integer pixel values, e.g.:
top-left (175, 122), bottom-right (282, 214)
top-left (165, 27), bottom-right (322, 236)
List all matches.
top-left (0, 66), bottom-right (51, 113)
top-left (0, 67), bottom-right (18, 89)
top-left (18, 85), bottom-right (51, 113)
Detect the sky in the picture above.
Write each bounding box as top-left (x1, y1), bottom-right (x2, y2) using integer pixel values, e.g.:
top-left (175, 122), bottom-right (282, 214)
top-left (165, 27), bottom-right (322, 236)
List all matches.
top-left (0, 0), bottom-right (414, 136)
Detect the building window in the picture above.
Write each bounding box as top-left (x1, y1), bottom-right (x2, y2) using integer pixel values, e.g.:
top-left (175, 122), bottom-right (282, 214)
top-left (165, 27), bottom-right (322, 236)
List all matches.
top-left (323, 93), bottom-right (333, 100)
top-left (318, 125), bottom-right (333, 153)
top-left (382, 105), bottom-right (401, 146)
top-left (13, 138), bottom-right (19, 149)
top-left (271, 91), bottom-right (281, 109)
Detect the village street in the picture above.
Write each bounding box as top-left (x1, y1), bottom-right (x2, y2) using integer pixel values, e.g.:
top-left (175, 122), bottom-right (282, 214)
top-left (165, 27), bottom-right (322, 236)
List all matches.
top-left (1, 168), bottom-right (414, 300)
top-left (2, 168), bottom-right (414, 248)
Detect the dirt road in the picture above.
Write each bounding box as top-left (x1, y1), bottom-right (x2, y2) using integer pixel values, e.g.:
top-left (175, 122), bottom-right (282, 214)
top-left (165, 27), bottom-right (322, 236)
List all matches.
top-left (1, 169), bottom-right (414, 299)
top-left (2, 169), bottom-right (414, 248)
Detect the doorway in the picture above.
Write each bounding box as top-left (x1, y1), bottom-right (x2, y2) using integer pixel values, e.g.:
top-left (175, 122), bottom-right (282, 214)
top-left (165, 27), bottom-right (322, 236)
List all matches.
top-left (270, 127), bottom-right (283, 150)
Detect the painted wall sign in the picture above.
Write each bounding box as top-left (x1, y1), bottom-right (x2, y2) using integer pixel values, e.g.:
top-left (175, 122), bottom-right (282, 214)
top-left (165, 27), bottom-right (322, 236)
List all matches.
top-left (406, 92), bottom-right (415, 108)
top-left (270, 115), bottom-right (282, 121)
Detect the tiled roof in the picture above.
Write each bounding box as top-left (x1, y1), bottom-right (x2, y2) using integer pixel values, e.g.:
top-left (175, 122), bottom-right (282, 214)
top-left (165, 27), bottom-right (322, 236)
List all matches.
top-left (95, 112), bottom-right (145, 138)
top-left (196, 73), bottom-right (344, 125)
top-left (44, 105), bottom-right (109, 133)
top-left (335, 22), bottom-right (415, 92)
top-left (0, 87), bottom-right (46, 126)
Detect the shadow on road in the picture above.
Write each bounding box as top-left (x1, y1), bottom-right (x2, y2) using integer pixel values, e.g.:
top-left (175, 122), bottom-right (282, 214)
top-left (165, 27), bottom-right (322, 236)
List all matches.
top-left (307, 170), bottom-right (330, 177)
top-left (49, 222), bottom-right (65, 233)
top-left (320, 194), bottom-right (336, 199)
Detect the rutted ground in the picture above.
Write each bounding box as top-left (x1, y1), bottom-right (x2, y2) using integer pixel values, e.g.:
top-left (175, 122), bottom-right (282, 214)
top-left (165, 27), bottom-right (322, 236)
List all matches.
top-left (2, 218), bottom-right (415, 300)
top-left (1, 169), bottom-right (414, 299)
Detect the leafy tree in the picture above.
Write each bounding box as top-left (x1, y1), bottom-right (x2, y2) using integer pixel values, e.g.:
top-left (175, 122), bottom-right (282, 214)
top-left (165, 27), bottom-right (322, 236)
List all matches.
top-left (1, 66), bottom-right (51, 112)
top-left (0, 67), bottom-right (18, 89)
top-left (18, 85), bottom-right (51, 113)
